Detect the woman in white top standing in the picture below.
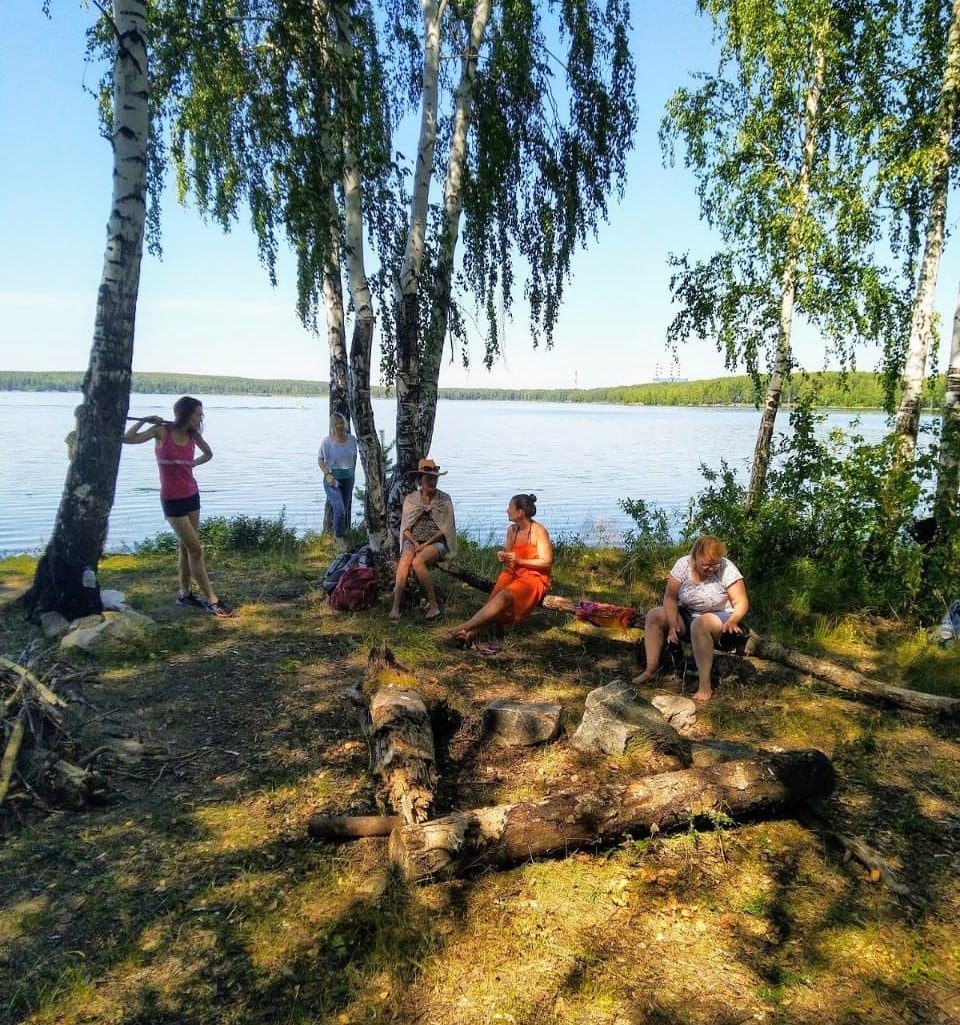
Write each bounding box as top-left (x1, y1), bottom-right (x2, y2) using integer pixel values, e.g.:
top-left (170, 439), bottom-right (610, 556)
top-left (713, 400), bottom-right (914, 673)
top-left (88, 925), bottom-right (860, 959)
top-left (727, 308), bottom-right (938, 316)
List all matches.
top-left (634, 535), bottom-right (749, 702)
top-left (317, 413), bottom-right (359, 552)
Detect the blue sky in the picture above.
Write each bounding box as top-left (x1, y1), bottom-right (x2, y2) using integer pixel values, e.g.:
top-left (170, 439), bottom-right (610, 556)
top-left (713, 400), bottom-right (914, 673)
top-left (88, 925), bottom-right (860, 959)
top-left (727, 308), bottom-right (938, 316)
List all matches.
top-left (2, 2), bottom-right (959, 391)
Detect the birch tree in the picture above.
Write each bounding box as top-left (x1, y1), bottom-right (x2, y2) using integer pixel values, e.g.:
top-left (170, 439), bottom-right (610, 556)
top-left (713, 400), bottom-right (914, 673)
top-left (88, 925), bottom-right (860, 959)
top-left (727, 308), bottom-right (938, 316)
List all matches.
top-left (661, 0), bottom-right (909, 510)
top-left (933, 282), bottom-right (960, 532)
top-left (25, 0), bottom-right (150, 620)
top-left (151, 0), bottom-right (637, 543)
top-left (889, 0), bottom-right (960, 467)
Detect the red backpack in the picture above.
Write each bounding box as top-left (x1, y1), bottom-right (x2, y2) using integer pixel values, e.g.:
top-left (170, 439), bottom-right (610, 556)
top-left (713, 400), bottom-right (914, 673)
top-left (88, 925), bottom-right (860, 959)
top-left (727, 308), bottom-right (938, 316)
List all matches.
top-left (329, 564), bottom-right (379, 611)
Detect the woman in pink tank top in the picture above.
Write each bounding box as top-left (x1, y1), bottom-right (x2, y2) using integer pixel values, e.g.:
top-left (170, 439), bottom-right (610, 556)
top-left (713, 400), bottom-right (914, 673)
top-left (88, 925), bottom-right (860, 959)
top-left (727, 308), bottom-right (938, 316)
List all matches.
top-left (123, 396), bottom-right (233, 617)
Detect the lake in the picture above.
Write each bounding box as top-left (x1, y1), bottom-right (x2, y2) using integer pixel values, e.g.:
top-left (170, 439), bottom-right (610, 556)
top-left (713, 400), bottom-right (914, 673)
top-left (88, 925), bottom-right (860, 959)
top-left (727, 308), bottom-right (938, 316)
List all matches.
top-left (0, 391), bottom-right (906, 557)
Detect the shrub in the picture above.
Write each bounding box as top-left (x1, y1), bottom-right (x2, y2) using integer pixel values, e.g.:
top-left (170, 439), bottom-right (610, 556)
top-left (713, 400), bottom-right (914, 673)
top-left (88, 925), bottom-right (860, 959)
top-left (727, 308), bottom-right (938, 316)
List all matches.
top-left (136, 510), bottom-right (302, 556)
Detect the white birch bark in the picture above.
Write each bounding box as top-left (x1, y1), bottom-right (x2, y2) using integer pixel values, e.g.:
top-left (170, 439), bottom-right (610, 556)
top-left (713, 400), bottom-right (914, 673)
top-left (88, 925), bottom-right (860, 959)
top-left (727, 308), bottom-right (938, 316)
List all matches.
top-left (333, 2), bottom-right (388, 549)
top-left (934, 280), bottom-right (960, 529)
top-left (28, 0), bottom-right (149, 618)
top-left (419, 0), bottom-right (492, 455)
top-left (893, 0), bottom-right (960, 467)
top-left (394, 0), bottom-right (446, 485)
top-left (746, 30), bottom-right (826, 511)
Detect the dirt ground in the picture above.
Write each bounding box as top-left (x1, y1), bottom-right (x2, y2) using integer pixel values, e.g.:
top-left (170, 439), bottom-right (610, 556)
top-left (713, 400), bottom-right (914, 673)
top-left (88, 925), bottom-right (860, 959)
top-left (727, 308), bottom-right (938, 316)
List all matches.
top-left (1, 546), bottom-right (959, 1025)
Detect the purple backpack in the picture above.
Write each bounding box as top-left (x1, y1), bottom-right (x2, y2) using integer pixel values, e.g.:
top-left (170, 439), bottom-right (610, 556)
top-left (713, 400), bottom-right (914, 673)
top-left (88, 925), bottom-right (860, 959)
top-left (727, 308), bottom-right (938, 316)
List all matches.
top-left (329, 565), bottom-right (379, 611)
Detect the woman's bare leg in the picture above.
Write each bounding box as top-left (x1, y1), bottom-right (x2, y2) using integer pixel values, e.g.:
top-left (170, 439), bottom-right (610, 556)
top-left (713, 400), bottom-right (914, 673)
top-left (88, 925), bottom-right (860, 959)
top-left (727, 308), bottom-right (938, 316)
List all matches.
top-left (390, 548), bottom-right (416, 619)
top-left (167, 511), bottom-right (218, 606)
top-left (689, 613), bottom-right (722, 702)
top-left (633, 606), bottom-right (671, 684)
top-left (450, 590), bottom-right (513, 640)
top-left (410, 547), bottom-right (442, 617)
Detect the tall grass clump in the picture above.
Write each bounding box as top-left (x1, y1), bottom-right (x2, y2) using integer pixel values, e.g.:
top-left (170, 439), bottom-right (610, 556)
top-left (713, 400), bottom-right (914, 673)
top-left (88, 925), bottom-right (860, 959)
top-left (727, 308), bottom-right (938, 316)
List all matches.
top-left (136, 510), bottom-right (302, 556)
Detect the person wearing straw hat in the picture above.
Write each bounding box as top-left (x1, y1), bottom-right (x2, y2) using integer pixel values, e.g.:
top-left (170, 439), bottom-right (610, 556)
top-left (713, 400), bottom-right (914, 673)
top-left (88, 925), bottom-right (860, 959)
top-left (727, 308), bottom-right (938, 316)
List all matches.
top-left (389, 458), bottom-right (457, 621)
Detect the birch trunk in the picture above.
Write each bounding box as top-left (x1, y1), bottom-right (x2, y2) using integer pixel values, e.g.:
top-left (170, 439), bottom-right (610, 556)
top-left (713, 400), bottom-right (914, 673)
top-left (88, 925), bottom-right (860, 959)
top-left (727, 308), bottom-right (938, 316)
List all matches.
top-left (393, 0), bottom-right (444, 496)
top-left (334, 2), bottom-right (387, 549)
top-left (745, 31), bottom-right (825, 512)
top-left (419, 0), bottom-right (492, 455)
top-left (933, 280), bottom-right (960, 534)
top-left (893, 0), bottom-right (960, 468)
top-left (24, 0), bottom-right (149, 621)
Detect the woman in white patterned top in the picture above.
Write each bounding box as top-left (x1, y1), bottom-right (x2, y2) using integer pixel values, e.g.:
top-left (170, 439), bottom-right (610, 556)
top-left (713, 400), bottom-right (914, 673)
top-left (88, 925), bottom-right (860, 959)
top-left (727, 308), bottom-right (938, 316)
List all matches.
top-left (633, 535), bottom-right (748, 703)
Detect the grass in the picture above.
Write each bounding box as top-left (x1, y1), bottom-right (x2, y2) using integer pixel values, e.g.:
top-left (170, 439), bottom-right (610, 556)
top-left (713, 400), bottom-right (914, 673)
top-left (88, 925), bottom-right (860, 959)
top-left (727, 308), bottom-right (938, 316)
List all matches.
top-left (1, 532), bottom-right (959, 1025)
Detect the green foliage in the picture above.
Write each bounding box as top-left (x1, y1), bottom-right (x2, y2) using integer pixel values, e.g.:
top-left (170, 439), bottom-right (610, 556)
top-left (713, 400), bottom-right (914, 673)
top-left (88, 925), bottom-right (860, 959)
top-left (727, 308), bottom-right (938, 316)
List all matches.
top-left (135, 511), bottom-right (301, 556)
top-left (685, 401), bottom-right (932, 619)
top-left (618, 497), bottom-right (676, 579)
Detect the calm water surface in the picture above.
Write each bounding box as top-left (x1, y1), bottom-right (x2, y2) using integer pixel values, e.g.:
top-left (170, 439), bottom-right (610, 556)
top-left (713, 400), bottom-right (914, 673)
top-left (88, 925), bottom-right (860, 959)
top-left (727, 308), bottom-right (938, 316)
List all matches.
top-left (1, 391), bottom-right (901, 556)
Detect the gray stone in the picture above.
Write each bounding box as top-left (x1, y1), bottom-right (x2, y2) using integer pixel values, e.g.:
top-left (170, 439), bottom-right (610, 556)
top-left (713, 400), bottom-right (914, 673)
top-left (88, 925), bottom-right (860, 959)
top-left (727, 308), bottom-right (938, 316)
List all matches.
top-left (571, 681), bottom-right (692, 768)
top-left (651, 693), bottom-right (699, 730)
top-left (59, 609), bottom-right (157, 654)
top-left (40, 611), bottom-right (71, 639)
top-left (483, 699), bottom-right (562, 746)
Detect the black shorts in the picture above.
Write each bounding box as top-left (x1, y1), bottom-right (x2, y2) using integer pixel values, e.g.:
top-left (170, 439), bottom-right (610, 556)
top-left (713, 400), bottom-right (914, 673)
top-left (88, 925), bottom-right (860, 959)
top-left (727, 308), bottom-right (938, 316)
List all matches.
top-left (162, 493), bottom-right (201, 518)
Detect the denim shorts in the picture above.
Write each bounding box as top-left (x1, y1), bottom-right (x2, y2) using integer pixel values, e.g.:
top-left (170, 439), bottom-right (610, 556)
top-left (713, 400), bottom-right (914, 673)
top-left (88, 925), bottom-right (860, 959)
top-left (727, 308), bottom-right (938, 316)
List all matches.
top-left (401, 538), bottom-right (448, 560)
top-left (679, 606), bottom-right (733, 635)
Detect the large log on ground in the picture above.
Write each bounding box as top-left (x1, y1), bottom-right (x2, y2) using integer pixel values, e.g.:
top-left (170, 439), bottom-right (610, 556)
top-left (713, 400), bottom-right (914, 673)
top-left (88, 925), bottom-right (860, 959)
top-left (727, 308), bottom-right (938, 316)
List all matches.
top-left (355, 646), bottom-right (437, 824)
top-left (389, 748), bottom-right (834, 882)
top-left (308, 814), bottom-right (402, 841)
top-left (744, 633), bottom-right (960, 718)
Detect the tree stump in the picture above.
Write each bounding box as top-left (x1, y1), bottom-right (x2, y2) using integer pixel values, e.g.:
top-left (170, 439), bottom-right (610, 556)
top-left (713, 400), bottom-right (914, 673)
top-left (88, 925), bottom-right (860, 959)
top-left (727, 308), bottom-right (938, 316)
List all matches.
top-left (355, 645), bottom-right (437, 824)
top-left (389, 748), bottom-right (835, 882)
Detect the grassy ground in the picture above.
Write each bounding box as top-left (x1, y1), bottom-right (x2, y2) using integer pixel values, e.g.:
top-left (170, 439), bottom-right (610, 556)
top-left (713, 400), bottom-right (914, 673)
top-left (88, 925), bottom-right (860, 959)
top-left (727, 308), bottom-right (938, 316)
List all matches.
top-left (1, 538), bottom-right (959, 1025)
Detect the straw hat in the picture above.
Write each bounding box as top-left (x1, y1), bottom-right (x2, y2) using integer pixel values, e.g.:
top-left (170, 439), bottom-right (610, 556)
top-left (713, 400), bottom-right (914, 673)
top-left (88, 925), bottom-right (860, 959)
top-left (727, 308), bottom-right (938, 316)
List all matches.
top-left (413, 457), bottom-right (447, 477)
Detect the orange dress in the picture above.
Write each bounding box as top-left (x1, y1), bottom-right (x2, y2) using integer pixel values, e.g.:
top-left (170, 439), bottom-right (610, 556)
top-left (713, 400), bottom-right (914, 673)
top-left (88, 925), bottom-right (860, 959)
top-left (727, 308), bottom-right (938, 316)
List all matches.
top-left (491, 542), bottom-right (551, 628)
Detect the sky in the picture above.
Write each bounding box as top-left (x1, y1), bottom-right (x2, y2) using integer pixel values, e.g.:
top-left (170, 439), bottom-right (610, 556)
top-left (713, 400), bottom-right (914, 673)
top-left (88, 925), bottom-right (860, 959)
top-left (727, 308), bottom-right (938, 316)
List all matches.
top-left (2, 3), bottom-right (959, 392)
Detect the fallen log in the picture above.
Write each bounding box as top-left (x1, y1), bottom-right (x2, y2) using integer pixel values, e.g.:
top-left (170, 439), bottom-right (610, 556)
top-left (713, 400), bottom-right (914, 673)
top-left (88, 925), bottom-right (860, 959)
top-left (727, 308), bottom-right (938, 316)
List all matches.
top-left (389, 747), bottom-right (834, 882)
top-left (437, 562), bottom-right (495, 594)
top-left (308, 814), bottom-right (402, 841)
top-left (744, 633), bottom-right (960, 718)
top-left (355, 646), bottom-right (437, 824)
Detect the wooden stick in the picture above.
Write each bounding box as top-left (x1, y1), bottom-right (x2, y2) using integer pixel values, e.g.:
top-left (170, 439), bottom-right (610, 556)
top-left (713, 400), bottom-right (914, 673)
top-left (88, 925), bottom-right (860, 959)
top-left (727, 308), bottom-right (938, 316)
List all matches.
top-left (0, 706), bottom-right (27, 807)
top-left (0, 656), bottom-right (68, 709)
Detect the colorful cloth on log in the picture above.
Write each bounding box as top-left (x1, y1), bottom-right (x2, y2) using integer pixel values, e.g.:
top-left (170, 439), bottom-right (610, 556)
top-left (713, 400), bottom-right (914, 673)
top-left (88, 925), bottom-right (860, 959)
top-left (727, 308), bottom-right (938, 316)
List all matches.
top-left (573, 600), bottom-right (639, 630)
top-left (490, 543), bottom-right (551, 628)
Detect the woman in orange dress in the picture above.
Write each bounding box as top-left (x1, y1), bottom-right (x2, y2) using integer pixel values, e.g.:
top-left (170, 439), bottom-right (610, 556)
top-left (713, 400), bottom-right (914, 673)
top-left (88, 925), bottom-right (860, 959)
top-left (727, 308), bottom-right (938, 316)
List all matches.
top-left (450, 494), bottom-right (552, 645)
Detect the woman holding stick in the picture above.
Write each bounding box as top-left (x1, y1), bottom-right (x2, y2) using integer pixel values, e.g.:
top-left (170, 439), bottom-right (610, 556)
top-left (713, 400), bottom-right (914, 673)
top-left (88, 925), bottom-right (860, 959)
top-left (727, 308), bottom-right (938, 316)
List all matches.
top-left (123, 396), bottom-right (234, 617)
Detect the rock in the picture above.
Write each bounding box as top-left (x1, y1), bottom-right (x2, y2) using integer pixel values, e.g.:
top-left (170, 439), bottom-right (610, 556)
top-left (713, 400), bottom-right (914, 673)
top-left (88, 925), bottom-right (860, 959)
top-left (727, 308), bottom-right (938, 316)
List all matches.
top-left (482, 699), bottom-right (562, 746)
top-left (59, 609), bottom-right (157, 654)
top-left (40, 611), bottom-right (71, 639)
top-left (570, 681), bottom-right (692, 769)
top-left (650, 693), bottom-right (698, 730)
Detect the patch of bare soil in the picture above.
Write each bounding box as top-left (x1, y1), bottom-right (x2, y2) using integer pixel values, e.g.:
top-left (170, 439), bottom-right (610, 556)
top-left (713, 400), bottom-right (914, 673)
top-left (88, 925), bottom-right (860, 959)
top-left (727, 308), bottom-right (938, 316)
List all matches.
top-left (1, 568), bottom-right (959, 1025)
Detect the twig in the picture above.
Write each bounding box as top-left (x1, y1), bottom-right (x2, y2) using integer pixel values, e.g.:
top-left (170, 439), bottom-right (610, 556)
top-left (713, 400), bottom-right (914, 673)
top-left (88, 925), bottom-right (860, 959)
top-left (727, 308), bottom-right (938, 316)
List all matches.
top-left (0, 656), bottom-right (68, 708)
top-left (0, 706), bottom-right (28, 807)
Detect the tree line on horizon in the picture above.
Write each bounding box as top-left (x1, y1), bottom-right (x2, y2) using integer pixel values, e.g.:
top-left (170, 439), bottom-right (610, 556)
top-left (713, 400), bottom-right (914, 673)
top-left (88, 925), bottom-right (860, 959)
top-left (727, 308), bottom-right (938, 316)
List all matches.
top-left (1, 369), bottom-right (940, 410)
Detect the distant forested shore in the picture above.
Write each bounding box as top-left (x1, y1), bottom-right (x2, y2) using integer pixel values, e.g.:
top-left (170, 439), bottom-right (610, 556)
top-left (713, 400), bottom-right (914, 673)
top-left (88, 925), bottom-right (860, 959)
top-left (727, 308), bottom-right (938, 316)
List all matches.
top-left (0, 369), bottom-right (939, 409)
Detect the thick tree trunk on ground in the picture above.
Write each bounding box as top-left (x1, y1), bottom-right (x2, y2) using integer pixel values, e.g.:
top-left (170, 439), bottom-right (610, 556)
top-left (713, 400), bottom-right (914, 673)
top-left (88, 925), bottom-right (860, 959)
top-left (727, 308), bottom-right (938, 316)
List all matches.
top-left (22, 0), bottom-right (149, 621)
top-left (354, 646), bottom-right (437, 823)
top-left (744, 633), bottom-right (960, 717)
top-left (307, 814), bottom-right (401, 841)
top-left (389, 748), bottom-right (834, 882)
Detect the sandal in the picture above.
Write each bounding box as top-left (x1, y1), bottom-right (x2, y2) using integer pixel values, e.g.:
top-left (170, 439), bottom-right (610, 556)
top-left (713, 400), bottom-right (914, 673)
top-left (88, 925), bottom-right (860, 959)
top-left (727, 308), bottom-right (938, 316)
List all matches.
top-left (206, 601), bottom-right (235, 618)
top-left (425, 607), bottom-right (443, 622)
top-left (176, 593), bottom-right (206, 609)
